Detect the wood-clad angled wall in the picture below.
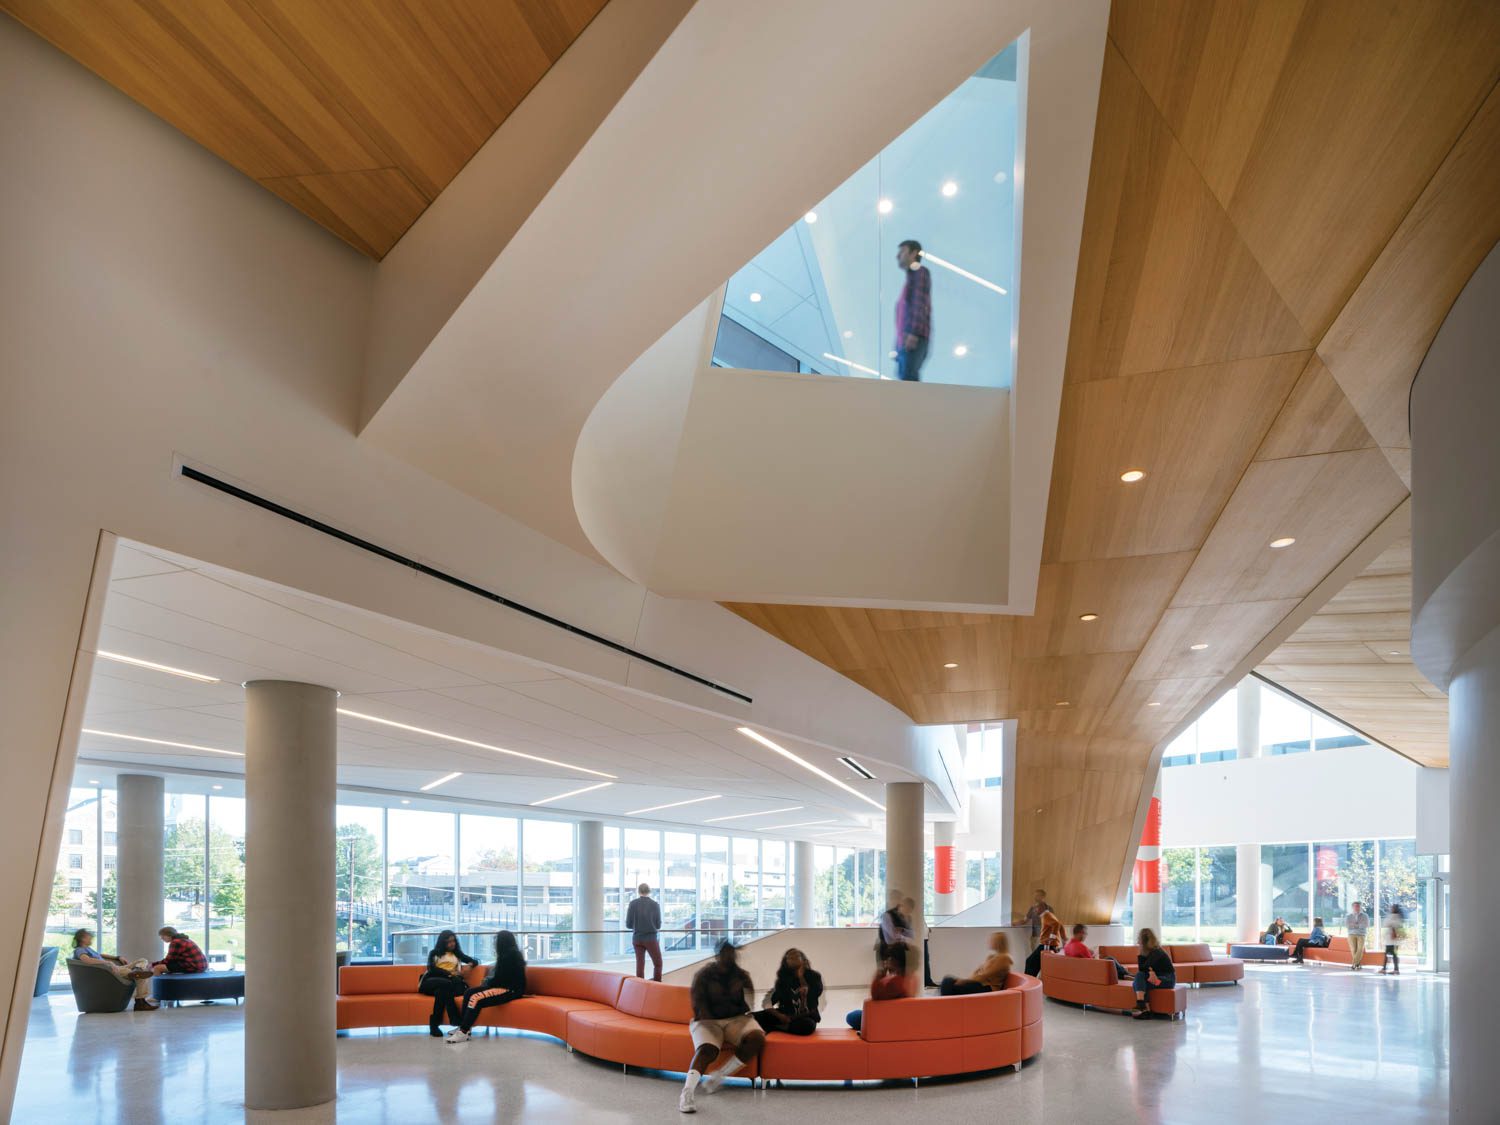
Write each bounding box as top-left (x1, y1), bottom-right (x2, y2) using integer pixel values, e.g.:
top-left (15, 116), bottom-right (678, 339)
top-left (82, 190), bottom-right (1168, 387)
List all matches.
top-left (731, 0), bottom-right (1498, 923)
top-left (1, 0), bottom-right (608, 257)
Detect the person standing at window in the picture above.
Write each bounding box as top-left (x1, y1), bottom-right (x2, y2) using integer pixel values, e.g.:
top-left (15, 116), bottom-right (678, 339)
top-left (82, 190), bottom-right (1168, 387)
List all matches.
top-left (894, 240), bottom-right (932, 381)
top-left (626, 883), bottom-right (664, 982)
top-left (1345, 901), bottom-right (1372, 971)
top-left (445, 930), bottom-right (526, 1043)
top-left (419, 930), bottom-right (477, 1037)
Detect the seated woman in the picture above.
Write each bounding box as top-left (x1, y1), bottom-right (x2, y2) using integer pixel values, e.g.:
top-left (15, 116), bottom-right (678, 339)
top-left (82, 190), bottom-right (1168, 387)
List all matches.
top-left (940, 931), bottom-right (1012, 996)
top-left (71, 928), bottom-right (157, 1011)
top-left (1062, 923), bottom-right (1129, 979)
top-left (1292, 918), bottom-right (1330, 964)
top-left (1024, 911), bottom-right (1066, 977)
top-left (419, 929), bottom-right (478, 1038)
top-left (1262, 917), bottom-right (1293, 945)
top-left (754, 948), bottom-right (823, 1036)
top-left (1131, 928), bottom-right (1176, 1020)
top-left (445, 930), bottom-right (526, 1043)
top-left (846, 945), bottom-right (913, 1031)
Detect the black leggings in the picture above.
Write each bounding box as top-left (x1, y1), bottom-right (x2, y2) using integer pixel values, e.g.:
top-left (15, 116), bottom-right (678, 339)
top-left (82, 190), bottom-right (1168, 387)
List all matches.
top-left (457, 986), bottom-right (520, 1032)
top-left (753, 1009), bottom-right (818, 1036)
top-left (1382, 945), bottom-right (1400, 971)
top-left (419, 975), bottom-right (466, 1026)
top-left (940, 976), bottom-right (991, 996)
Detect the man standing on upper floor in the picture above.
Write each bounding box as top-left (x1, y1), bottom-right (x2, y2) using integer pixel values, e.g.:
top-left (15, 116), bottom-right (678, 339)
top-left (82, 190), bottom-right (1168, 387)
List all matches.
top-left (1019, 890), bottom-right (1053, 940)
top-left (893, 239), bottom-right (932, 381)
top-left (626, 882), bottom-right (664, 982)
top-left (1345, 901), bottom-right (1372, 970)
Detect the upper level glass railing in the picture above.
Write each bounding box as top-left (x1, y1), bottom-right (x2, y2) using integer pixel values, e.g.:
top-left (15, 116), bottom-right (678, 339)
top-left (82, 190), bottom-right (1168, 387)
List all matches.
top-left (379, 925), bottom-right (785, 966)
top-left (712, 40), bottom-right (1020, 389)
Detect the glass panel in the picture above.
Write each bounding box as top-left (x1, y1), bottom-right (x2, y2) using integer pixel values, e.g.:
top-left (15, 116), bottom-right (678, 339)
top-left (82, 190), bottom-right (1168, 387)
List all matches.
top-left (459, 814), bottom-right (519, 934)
top-left (1264, 843), bottom-right (1310, 930)
top-left (812, 845), bottom-right (836, 928)
top-left (1314, 840), bottom-right (1375, 935)
top-left (663, 832), bottom-right (698, 952)
top-left (731, 838), bottom-right (759, 941)
top-left (1161, 848), bottom-right (1198, 942)
top-left (163, 792), bottom-right (208, 952)
top-left (47, 787), bottom-right (100, 980)
top-left (700, 835), bottom-right (730, 941)
top-left (522, 820), bottom-right (575, 962)
top-left (602, 826), bottom-right (625, 959)
top-left (206, 795), bottom-right (246, 970)
top-left (1261, 685), bottom-right (1313, 756)
top-left (834, 848), bottom-right (856, 928)
top-left (1377, 838), bottom-right (1423, 963)
top-left (1161, 728), bottom-right (1196, 768)
top-left (1312, 712), bottom-right (1367, 752)
top-left (337, 805), bottom-right (385, 960)
top-left (387, 809), bottom-right (455, 961)
top-left (966, 856), bottom-right (983, 909)
top-left (624, 829), bottom-right (662, 901)
top-left (760, 840), bottom-right (788, 929)
top-left (98, 788), bottom-right (119, 965)
top-left (1196, 692), bottom-right (1238, 764)
top-left (712, 41), bottom-right (1021, 389)
top-left (1199, 846), bottom-right (1237, 943)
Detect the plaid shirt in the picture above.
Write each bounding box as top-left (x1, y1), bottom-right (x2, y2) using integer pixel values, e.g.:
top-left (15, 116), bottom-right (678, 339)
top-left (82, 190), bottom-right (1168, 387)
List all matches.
top-left (895, 264), bottom-right (932, 343)
top-left (155, 935), bottom-right (207, 974)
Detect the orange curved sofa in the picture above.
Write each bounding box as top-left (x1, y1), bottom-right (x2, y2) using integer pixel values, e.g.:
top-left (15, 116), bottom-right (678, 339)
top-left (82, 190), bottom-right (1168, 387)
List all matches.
top-left (337, 964), bottom-right (1043, 1082)
top-left (1275, 933), bottom-right (1384, 967)
top-left (1039, 952), bottom-right (1187, 1017)
top-left (1099, 942), bottom-right (1244, 985)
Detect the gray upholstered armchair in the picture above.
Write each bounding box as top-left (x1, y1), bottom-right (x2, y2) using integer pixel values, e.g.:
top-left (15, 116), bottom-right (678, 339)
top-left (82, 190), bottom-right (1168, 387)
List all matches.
top-left (65, 957), bottom-right (133, 1013)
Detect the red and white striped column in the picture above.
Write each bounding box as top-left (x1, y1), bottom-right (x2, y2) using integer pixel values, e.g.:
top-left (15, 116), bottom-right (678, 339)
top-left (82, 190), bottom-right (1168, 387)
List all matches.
top-left (1131, 782), bottom-right (1163, 937)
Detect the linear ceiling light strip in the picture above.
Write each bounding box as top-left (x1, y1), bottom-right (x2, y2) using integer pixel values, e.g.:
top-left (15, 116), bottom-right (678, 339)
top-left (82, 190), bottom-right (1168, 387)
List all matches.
top-left (736, 727), bottom-right (886, 811)
top-left (338, 708), bottom-right (616, 779)
top-left (177, 465), bottom-right (750, 705)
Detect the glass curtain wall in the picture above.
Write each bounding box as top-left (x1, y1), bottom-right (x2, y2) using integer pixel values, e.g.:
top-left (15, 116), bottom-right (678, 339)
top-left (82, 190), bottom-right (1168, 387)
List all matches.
top-left (337, 805), bottom-right (385, 959)
top-left (1166, 677), bottom-right (1369, 767)
top-left (162, 793), bottom-right (208, 954)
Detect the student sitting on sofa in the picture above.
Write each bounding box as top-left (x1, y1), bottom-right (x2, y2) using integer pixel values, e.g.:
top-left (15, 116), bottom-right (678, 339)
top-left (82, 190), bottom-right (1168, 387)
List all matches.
top-left (846, 945), bottom-right (914, 1031)
top-left (445, 930), bottom-right (526, 1043)
top-left (419, 929), bottom-right (478, 1037)
top-left (1131, 929), bottom-right (1175, 1020)
top-left (1291, 918), bottom-right (1331, 964)
top-left (1063, 923), bottom-right (1129, 980)
top-left (755, 948), bottom-right (823, 1036)
top-left (940, 931), bottom-right (1012, 996)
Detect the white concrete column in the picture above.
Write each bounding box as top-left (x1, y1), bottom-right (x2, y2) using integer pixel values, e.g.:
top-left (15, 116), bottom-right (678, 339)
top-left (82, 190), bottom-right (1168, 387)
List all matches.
top-left (1234, 679), bottom-right (1263, 941)
top-left (793, 841), bottom-right (815, 926)
top-left (244, 681), bottom-right (336, 1111)
top-left (885, 782), bottom-right (925, 978)
top-left (933, 821), bottom-right (961, 917)
top-left (116, 774), bottom-right (166, 962)
top-left (577, 820), bottom-right (604, 963)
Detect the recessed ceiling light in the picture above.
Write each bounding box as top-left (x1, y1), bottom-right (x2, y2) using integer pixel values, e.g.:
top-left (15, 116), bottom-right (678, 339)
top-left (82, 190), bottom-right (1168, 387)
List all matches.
top-left (877, 198), bottom-right (894, 215)
top-left (337, 709), bottom-right (615, 779)
top-left (625, 794), bottom-right (722, 817)
top-left (943, 662), bottom-right (959, 669)
top-left (993, 171), bottom-right (1008, 184)
top-left (1120, 469), bottom-right (1146, 483)
top-left (419, 771), bottom-right (463, 793)
top-left (953, 344), bottom-right (968, 357)
top-left (803, 211), bottom-right (818, 224)
top-left (82, 728), bottom-right (243, 757)
top-left (941, 180), bottom-right (959, 197)
top-left (97, 651), bottom-right (221, 684)
top-left (738, 727), bottom-right (886, 811)
top-left (749, 292), bottom-right (762, 303)
top-left (88, 779), bottom-right (101, 785)
top-left (1146, 702), bottom-right (1161, 708)
top-left (1190, 643), bottom-right (1209, 651)
top-left (1056, 701), bottom-right (1071, 707)
top-left (705, 805), bottom-right (805, 824)
top-left (1269, 537), bottom-right (1296, 549)
top-left (1388, 650), bottom-right (1402, 656)
top-left (1079, 613), bottom-right (1099, 622)
top-left (531, 781), bottom-right (613, 807)
top-left (400, 799), bottom-right (411, 805)
top-left (211, 784), bottom-right (223, 791)
top-left (922, 252), bottom-right (1007, 296)
top-left (842, 329), bottom-right (854, 339)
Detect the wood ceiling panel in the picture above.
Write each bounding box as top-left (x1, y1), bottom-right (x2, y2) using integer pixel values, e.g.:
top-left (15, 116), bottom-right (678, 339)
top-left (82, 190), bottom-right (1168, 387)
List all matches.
top-left (1319, 78), bottom-right (1500, 454)
top-left (1008, 652), bottom-right (1137, 713)
top-left (1319, 572), bottom-right (1410, 615)
top-left (2, 0), bottom-right (609, 257)
top-left (1011, 553), bottom-right (1196, 659)
top-left (1064, 45), bottom-right (1310, 383)
top-left (1170, 448), bottom-right (1407, 607)
top-left (1111, 0), bottom-right (1500, 337)
top-left (1255, 355), bottom-right (1378, 461)
top-left (1103, 675), bottom-right (1220, 729)
top-left (1043, 353), bottom-right (1306, 563)
top-left (1130, 599), bottom-right (1297, 681)
top-left (873, 623), bottom-right (1011, 698)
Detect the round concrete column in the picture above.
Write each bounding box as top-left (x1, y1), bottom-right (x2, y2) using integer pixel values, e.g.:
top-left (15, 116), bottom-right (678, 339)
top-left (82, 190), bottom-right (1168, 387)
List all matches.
top-left (932, 821), bottom-right (961, 917)
top-left (1409, 242), bottom-right (1500, 1125)
top-left (244, 681), bottom-right (336, 1111)
top-left (577, 820), bottom-right (604, 964)
top-left (116, 774), bottom-right (165, 962)
top-left (793, 841), bottom-right (815, 926)
top-left (1234, 679), bottom-right (1263, 940)
top-left (885, 782), bottom-right (924, 977)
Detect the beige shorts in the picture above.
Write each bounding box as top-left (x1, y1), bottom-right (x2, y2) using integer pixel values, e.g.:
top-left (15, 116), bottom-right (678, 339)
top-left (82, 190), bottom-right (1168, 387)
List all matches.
top-left (689, 1014), bottom-right (758, 1052)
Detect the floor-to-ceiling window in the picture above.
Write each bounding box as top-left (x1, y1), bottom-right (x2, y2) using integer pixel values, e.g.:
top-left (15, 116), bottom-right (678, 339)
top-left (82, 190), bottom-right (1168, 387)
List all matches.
top-left (163, 792), bottom-right (208, 954)
top-left (663, 832), bottom-right (698, 951)
top-left (1264, 842), bottom-right (1311, 930)
top-left (700, 835), bottom-right (730, 938)
top-left (337, 804), bottom-right (385, 959)
top-left (522, 819), bottom-right (575, 961)
top-left (459, 813), bottom-right (519, 932)
top-left (205, 795), bottom-right (246, 969)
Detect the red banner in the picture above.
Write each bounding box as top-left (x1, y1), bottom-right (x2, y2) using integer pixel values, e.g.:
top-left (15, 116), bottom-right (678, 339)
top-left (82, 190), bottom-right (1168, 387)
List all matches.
top-left (1316, 847), bottom-right (1339, 882)
top-left (934, 845), bottom-right (957, 895)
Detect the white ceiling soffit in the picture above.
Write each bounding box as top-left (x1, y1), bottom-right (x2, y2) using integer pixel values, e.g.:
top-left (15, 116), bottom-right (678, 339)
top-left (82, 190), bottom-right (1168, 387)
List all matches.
top-left (79, 542), bottom-right (907, 833)
top-left (360, 0), bottom-right (1110, 620)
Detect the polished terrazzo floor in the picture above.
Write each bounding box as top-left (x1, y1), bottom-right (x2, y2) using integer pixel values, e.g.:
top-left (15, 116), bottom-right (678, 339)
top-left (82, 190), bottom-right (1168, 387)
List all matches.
top-left (16, 966), bottom-right (1448, 1123)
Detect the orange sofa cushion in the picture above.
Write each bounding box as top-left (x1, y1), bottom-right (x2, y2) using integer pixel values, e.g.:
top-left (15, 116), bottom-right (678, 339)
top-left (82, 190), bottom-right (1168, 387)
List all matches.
top-left (1166, 943), bottom-right (1213, 965)
top-left (615, 977), bottom-right (693, 1023)
top-left (1040, 953), bottom-right (1185, 1014)
top-left (476, 995), bottom-right (611, 1040)
top-left (761, 1029), bottom-right (869, 1080)
top-left (339, 964), bottom-right (423, 995)
top-left (337, 994), bottom-right (428, 1028)
top-left (527, 965), bottom-right (625, 1006)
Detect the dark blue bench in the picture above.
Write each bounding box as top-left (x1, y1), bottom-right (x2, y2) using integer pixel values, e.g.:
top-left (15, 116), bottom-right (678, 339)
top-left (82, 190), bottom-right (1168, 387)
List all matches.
top-left (1228, 944), bottom-right (1290, 962)
top-left (152, 971), bottom-right (245, 1005)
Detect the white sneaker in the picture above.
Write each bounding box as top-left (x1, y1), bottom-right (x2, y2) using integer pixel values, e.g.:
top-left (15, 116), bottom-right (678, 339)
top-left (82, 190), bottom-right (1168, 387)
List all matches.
top-left (678, 1086), bottom-right (696, 1114)
top-left (444, 1029), bottom-right (470, 1043)
top-left (701, 1070), bottom-right (727, 1095)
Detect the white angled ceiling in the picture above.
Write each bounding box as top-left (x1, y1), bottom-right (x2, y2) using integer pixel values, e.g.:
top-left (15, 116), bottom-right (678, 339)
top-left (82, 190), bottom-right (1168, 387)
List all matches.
top-left (77, 541), bottom-right (902, 842)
